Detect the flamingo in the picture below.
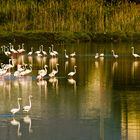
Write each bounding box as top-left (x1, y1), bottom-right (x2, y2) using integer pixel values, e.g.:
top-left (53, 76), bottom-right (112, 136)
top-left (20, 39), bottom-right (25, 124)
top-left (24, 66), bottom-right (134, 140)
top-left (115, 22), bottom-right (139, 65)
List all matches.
top-left (4, 46), bottom-right (11, 56)
top-left (35, 45), bottom-right (41, 55)
top-left (95, 53), bottom-right (99, 59)
top-left (49, 64), bottom-right (59, 78)
top-left (20, 64), bottom-right (32, 76)
top-left (28, 47), bottom-right (33, 56)
top-left (68, 65), bottom-right (77, 78)
top-left (70, 52), bottom-right (76, 57)
top-left (4, 59), bottom-right (14, 70)
top-left (112, 50), bottom-right (118, 59)
top-left (41, 45), bottom-right (47, 56)
top-left (23, 95), bottom-right (32, 113)
top-left (64, 50), bottom-right (69, 59)
top-left (37, 65), bottom-right (48, 79)
top-left (10, 98), bottom-right (22, 115)
top-left (49, 47), bottom-right (56, 57)
top-left (51, 44), bottom-right (58, 55)
top-left (100, 53), bottom-right (104, 57)
top-left (9, 43), bottom-right (18, 54)
top-left (131, 47), bottom-right (140, 58)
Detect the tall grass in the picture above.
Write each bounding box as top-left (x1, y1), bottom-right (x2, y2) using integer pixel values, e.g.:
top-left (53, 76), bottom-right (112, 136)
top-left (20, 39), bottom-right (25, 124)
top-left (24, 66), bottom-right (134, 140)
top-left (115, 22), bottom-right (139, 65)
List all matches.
top-left (0, 0), bottom-right (139, 33)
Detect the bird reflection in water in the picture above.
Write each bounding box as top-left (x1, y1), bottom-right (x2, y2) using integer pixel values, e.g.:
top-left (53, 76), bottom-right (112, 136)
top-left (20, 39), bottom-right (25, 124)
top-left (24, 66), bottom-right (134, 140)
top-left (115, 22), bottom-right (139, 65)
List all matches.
top-left (37, 80), bottom-right (48, 98)
top-left (131, 60), bottom-right (140, 79)
top-left (49, 77), bottom-right (59, 94)
top-left (112, 61), bottom-right (118, 76)
top-left (11, 118), bottom-right (22, 136)
top-left (68, 78), bottom-right (77, 93)
top-left (23, 115), bottom-right (33, 133)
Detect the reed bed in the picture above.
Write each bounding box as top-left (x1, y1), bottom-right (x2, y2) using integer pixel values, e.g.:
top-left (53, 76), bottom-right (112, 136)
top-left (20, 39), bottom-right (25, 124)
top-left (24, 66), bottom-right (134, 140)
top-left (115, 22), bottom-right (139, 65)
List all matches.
top-left (0, 0), bottom-right (139, 33)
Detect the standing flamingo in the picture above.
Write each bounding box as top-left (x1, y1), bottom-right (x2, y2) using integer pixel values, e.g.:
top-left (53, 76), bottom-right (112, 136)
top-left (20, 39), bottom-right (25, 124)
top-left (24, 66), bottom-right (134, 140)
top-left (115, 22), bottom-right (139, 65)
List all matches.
top-left (49, 63), bottom-right (59, 78)
top-left (28, 47), bottom-right (33, 56)
top-left (23, 95), bottom-right (33, 113)
top-left (68, 65), bottom-right (77, 78)
top-left (64, 50), bottom-right (69, 59)
top-left (10, 98), bottom-right (22, 115)
top-left (112, 50), bottom-right (118, 59)
top-left (131, 47), bottom-right (140, 58)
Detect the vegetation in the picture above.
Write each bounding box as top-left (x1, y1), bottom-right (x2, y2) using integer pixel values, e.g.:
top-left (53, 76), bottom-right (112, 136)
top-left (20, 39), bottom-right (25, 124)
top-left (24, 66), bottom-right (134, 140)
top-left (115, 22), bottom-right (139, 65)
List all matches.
top-left (0, 0), bottom-right (140, 42)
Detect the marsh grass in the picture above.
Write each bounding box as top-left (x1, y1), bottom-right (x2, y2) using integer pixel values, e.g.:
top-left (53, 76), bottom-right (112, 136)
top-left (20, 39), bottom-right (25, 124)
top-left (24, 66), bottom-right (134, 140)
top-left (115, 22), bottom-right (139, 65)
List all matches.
top-left (0, 0), bottom-right (139, 33)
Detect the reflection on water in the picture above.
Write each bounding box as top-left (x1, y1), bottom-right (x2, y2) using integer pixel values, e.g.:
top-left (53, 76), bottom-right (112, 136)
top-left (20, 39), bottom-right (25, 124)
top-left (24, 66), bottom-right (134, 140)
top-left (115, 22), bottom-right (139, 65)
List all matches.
top-left (11, 118), bottom-right (22, 136)
top-left (0, 42), bottom-right (140, 139)
top-left (23, 115), bottom-right (33, 133)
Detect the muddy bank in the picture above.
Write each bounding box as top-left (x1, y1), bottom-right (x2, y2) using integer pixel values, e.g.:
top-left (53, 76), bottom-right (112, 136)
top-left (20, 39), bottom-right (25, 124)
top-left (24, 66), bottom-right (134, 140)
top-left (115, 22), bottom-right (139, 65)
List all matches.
top-left (0, 32), bottom-right (139, 44)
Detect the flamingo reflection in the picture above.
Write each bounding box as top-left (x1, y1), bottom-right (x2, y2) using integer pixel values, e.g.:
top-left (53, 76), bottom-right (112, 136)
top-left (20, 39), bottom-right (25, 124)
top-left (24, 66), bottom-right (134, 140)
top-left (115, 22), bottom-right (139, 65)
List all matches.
top-left (68, 78), bottom-right (77, 93)
top-left (11, 118), bottom-right (22, 136)
top-left (23, 115), bottom-right (33, 133)
top-left (131, 61), bottom-right (139, 79)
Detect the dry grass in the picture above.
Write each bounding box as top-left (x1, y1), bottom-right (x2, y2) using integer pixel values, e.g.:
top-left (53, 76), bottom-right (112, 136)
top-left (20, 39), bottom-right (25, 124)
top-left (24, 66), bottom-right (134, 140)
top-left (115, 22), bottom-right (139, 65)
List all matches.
top-left (0, 0), bottom-right (139, 33)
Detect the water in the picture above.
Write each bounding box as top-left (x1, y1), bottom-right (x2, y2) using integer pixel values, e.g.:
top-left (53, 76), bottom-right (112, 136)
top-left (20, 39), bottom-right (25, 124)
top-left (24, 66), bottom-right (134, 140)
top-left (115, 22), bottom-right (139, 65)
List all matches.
top-left (0, 41), bottom-right (140, 140)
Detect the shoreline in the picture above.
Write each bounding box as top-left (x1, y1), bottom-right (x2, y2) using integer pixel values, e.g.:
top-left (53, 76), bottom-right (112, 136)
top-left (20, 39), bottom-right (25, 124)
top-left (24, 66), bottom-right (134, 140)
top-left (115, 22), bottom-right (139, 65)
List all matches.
top-left (0, 31), bottom-right (139, 43)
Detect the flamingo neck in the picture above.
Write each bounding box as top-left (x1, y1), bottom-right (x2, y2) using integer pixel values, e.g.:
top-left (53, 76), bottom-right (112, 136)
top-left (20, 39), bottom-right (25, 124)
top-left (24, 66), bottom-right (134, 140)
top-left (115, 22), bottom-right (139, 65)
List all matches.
top-left (112, 51), bottom-right (115, 56)
top-left (44, 66), bottom-right (47, 72)
top-left (132, 48), bottom-right (134, 55)
top-left (49, 47), bottom-right (51, 53)
top-left (52, 45), bottom-right (54, 51)
top-left (18, 100), bottom-right (20, 110)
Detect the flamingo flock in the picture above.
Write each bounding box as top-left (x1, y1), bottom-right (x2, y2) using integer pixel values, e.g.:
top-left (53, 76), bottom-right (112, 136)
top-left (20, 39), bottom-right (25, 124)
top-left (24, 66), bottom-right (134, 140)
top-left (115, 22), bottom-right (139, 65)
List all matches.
top-left (0, 43), bottom-right (77, 118)
top-left (0, 43), bottom-right (77, 80)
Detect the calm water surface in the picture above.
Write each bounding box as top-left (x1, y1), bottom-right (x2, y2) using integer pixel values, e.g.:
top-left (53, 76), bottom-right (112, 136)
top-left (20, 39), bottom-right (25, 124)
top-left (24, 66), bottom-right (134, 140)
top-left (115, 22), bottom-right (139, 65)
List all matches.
top-left (0, 42), bottom-right (140, 140)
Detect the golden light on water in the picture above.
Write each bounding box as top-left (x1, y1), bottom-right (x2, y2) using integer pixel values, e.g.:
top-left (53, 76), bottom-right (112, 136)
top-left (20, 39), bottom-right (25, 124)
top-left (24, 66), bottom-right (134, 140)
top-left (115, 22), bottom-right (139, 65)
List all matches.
top-left (121, 95), bottom-right (140, 140)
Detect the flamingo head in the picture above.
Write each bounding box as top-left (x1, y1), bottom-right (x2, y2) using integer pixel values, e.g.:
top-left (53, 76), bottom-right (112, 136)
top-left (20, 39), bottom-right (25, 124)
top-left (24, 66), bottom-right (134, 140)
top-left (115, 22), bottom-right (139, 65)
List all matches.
top-left (18, 98), bottom-right (22, 101)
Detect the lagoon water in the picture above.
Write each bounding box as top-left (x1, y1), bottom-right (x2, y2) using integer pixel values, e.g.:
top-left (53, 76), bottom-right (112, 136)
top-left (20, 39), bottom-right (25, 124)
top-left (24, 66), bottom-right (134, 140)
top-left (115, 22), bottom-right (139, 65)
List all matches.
top-left (0, 41), bottom-right (140, 140)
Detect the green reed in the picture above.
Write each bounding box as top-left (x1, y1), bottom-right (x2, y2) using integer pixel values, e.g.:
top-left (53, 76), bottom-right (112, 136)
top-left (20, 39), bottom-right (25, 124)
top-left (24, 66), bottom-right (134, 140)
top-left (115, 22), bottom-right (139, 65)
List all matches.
top-left (0, 0), bottom-right (139, 33)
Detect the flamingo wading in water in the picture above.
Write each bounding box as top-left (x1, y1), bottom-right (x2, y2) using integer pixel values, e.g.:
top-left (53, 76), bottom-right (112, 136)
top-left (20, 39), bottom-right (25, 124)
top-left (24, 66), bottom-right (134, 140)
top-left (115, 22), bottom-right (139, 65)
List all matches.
top-left (68, 65), bottom-right (77, 78)
top-left (10, 98), bottom-right (22, 116)
top-left (23, 95), bottom-right (33, 113)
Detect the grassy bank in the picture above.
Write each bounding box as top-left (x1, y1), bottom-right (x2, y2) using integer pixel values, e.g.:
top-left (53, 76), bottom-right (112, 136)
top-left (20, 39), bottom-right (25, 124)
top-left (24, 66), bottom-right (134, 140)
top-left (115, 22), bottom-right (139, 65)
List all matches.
top-left (0, 31), bottom-right (140, 43)
top-left (0, 0), bottom-right (140, 33)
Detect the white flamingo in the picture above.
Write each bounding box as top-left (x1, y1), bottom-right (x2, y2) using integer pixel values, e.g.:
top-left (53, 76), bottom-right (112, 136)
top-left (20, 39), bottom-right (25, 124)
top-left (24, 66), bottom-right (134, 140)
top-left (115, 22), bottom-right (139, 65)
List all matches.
top-left (100, 53), bottom-right (104, 57)
top-left (51, 44), bottom-right (58, 55)
top-left (4, 46), bottom-right (11, 56)
top-left (23, 95), bottom-right (32, 113)
top-left (37, 65), bottom-right (48, 80)
top-left (112, 50), bottom-right (118, 58)
top-left (41, 45), bottom-right (47, 56)
top-left (70, 52), bottom-right (76, 57)
top-left (4, 59), bottom-right (14, 70)
top-left (10, 98), bottom-right (22, 115)
top-left (9, 43), bottom-right (18, 54)
top-left (28, 47), bottom-right (33, 56)
top-left (35, 45), bottom-right (41, 55)
top-left (95, 53), bottom-right (99, 59)
top-left (64, 49), bottom-right (69, 59)
top-left (49, 47), bottom-right (56, 57)
top-left (20, 64), bottom-right (32, 76)
top-left (131, 47), bottom-right (140, 58)
top-left (49, 64), bottom-right (59, 78)
top-left (68, 65), bottom-right (77, 78)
